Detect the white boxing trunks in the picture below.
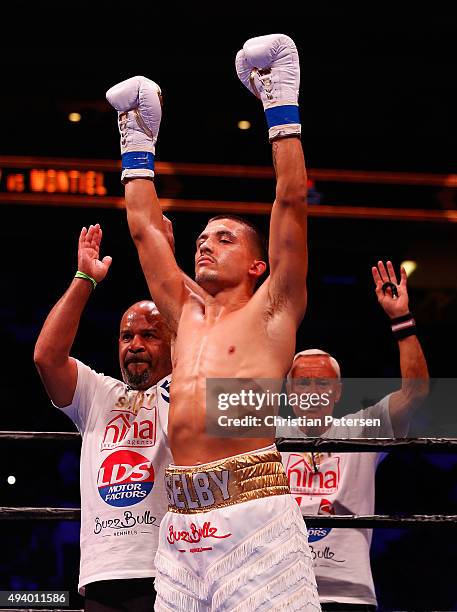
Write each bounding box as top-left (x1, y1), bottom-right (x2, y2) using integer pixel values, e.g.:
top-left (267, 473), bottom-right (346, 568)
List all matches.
top-left (154, 445), bottom-right (320, 611)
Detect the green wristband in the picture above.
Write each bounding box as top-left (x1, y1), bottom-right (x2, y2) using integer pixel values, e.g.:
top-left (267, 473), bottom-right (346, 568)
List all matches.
top-left (75, 270), bottom-right (97, 289)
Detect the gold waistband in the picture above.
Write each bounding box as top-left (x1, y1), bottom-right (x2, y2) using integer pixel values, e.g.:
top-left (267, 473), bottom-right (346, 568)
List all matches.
top-left (165, 448), bottom-right (290, 513)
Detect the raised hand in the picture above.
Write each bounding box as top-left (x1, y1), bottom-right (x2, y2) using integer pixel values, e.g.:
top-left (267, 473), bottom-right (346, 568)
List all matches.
top-left (77, 224), bottom-right (112, 283)
top-left (372, 260), bottom-right (409, 319)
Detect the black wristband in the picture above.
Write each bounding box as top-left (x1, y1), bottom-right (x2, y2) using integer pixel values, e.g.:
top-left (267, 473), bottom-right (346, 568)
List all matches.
top-left (391, 312), bottom-right (417, 340)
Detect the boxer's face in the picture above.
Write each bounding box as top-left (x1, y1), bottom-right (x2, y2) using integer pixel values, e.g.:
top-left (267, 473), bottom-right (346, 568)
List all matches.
top-left (119, 302), bottom-right (171, 390)
top-left (195, 219), bottom-right (264, 293)
top-left (287, 356), bottom-right (342, 421)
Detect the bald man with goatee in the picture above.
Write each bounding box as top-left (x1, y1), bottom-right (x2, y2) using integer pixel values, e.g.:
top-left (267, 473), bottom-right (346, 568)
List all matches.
top-left (34, 223), bottom-right (172, 611)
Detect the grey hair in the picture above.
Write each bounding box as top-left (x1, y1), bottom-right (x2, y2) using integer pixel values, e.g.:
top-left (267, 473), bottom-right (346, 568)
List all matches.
top-left (288, 349), bottom-right (341, 379)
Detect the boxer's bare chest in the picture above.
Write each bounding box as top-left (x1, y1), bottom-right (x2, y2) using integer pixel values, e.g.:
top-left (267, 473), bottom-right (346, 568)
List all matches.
top-left (173, 297), bottom-right (267, 378)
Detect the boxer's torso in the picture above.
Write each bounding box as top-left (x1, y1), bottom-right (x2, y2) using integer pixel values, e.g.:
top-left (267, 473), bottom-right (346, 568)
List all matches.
top-left (168, 283), bottom-right (296, 464)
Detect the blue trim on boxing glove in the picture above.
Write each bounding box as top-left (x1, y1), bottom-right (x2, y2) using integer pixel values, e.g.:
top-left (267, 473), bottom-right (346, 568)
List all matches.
top-left (265, 105), bottom-right (300, 129)
top-left (121, 151), bottom-right (155, 171)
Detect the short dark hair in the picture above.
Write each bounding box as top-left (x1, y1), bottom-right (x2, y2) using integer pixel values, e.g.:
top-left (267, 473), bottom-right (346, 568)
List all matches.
top-left (207, 214), bottom-right (268, 263)
top-left (207, 214), bottom-right (269, 289)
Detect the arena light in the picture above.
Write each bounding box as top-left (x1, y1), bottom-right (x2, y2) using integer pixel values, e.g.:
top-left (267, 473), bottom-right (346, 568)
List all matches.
top-left (7, 475), bottom-right (16, 485)
top-left (237, 120), bottom-right (251, 130)
top-left (68, 112), bottom-right (82, 123)
top-left (400, 260), bottom-right (418, 277)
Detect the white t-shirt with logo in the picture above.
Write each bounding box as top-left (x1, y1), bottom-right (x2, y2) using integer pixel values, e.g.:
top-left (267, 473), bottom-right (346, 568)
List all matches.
top-left (280, 397), bottom-right (393, 606)
top-left (57, 359), bottom-right (172, 594)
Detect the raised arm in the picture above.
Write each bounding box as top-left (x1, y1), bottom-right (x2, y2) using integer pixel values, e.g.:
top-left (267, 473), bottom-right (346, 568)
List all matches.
top-left (106, 76), bottom-right (189, 332)
top-left (34, 224), bottom-right (112, 407)
top-left (235, 35), bottom-right (307, 324)
top-left (267, 137), bottom-right (308, 321)
top-left (372, 261), bottom-right (429, 436)
top-left (124, 178), bottom-right (188, 332)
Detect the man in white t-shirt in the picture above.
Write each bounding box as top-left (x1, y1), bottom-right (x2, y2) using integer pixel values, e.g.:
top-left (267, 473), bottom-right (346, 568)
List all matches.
top-left (280, 260), bottom-right (429, 611)
top-left (34, 224), bottom-right (172, 611)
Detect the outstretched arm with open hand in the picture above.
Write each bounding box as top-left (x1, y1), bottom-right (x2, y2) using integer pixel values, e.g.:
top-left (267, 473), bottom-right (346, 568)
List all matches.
top-left (34, 224), bottom-right (112, 407)
top-left (372, 260), bottom-right (409, 318)
top-left (372, 260), bottom-right (429, 436)
top-left (77, 223), bottom-right (112, 284)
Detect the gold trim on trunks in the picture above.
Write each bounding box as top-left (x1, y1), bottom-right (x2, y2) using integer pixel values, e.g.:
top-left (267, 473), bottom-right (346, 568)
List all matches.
top-left (165, 448), bottom-right (290, 514)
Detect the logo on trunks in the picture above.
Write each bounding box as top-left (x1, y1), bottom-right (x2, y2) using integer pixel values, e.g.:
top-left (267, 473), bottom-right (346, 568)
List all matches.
top-left (285, 453), bottom-right (340, 496)
top-left (101, 408), bottom-right (156, 451)
top-left (165, 470), bottom-right (230, 510)
top-left (97, 450), bottom-right (154, 507)
top-left (167, 521), bottom-right (232, 545)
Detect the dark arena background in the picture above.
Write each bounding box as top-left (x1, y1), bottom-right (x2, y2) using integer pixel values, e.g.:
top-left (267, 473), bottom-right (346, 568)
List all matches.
top-left (0, 6), bottom-right (456, 612)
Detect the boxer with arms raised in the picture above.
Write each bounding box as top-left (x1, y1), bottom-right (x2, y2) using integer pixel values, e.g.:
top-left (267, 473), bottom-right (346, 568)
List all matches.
top-left (107, 34), bottom-right (320, 611)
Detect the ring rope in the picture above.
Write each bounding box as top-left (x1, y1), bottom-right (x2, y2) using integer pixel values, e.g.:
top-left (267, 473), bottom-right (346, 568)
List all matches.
top-left (1, 507), bottom-right (456, 527)
top-left (1, 432), bottom-right (457, 452)
top-left (276, 437), bottom-right (457, 452)
top-left (0, 431), bottom-right (80, 441)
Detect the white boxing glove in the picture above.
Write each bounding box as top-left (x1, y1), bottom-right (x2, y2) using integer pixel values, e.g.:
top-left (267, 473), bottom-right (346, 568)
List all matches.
top-left (106, 76), bottom-right (162, 182)
top-left (235, 34), bottom-right (301, 142)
